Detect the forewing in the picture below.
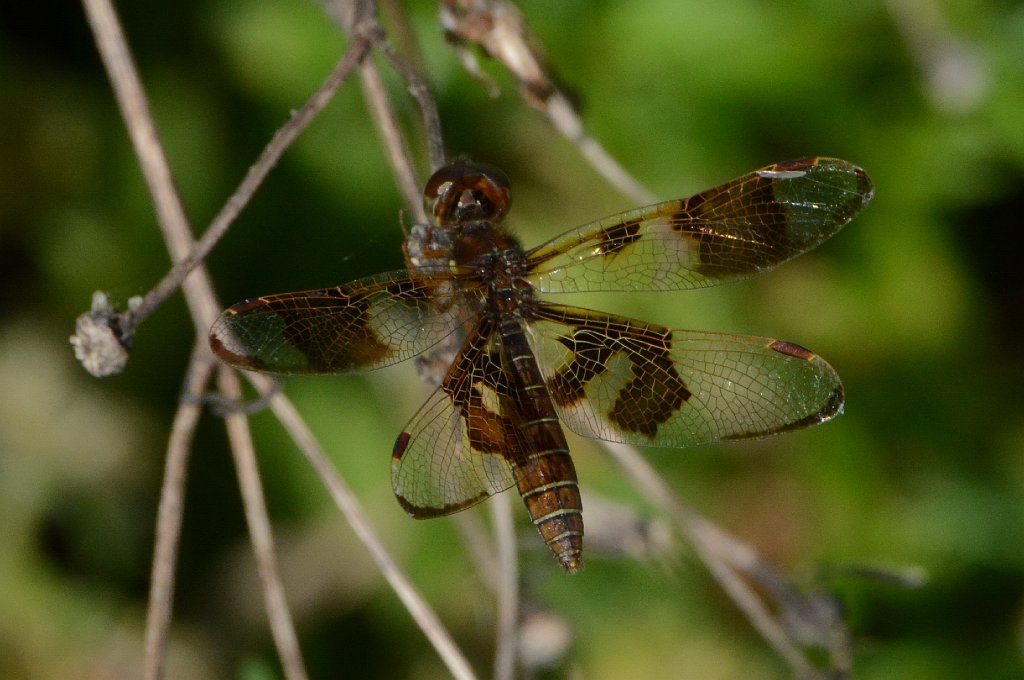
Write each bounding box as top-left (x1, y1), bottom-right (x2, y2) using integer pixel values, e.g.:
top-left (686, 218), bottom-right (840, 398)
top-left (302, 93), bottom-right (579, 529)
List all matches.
top-left (391, 318), bottom-right (524, 517)
top-left (526, 157), bottom-right (873, 293)
top-left (526, 304), bottom-right (843, 447)
top-left (209, 270), bottom-right (484, 375)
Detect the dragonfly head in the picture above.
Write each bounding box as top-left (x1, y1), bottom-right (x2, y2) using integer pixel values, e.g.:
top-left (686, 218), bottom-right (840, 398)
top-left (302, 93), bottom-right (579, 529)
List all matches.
top-left (426, 160), bottom-right (511, 226)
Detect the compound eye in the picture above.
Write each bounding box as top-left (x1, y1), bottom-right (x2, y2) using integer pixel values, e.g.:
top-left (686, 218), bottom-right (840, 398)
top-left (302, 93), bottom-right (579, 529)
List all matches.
top-left (425, 160), bottom-right (511, 224)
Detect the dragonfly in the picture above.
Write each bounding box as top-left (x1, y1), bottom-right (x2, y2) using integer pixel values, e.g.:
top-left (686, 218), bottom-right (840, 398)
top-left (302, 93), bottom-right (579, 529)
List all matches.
top-left (209, 157), bottom-right (873, 573)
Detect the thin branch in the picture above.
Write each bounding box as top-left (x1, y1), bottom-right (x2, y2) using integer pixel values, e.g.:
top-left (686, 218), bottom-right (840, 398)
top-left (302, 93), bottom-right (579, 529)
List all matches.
top-left (440, 0), bottom-right (656, 205)
top-left (243, 371), bottom-right (478, 680)
top-left (82, 2), bottom-right (309, 675)
top-left (129, 37), bottom-right (373, 330)
top-left (359, 56), bottom-right (430, 223)
top-left (452, 512), bottom-right (500, 585)
top-left (80, 0), bottom-right (221, 336)
top-left (220, 367), bottom-right (308, 680)
top-left (378, 0), bottom-right (430, 91)
top-left (375, 37), bottom-right (447, 171)
top-left (319, 3), bottom-right (438, 221)
top-left (602, 441), bottom-right (831, 678)
top-left (143, 349), bottom-right (216, 680)
top-left (78, 15), bottom-right (373, 349)
top-left (490, 492), bottom-right (518, 680)
top-left (85, 0), bottom-right (483, 672)
top-left (544, 93), bottom-right (658, 205)
top-left (82, 0), bottom-right (194, 264)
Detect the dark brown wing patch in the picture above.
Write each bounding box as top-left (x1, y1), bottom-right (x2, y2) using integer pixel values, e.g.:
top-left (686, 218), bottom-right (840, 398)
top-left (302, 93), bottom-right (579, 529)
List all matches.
top-left (390, 318), bottom-right (521, 518)
top-left (541, 307), bottom-right (692, 439)
top-left (525, 303), bottom-right (845, 447)
top-left (668, 176), bottom-right (787, 276)
top-left (595, 218), bottom-right (644, 258)
top-left (525, 157), bottom-right (873, 294)
top-left (210, 271), bottom-right (483, 375)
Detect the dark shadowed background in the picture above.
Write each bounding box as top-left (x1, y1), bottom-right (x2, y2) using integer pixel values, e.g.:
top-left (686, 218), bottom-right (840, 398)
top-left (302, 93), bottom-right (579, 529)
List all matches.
top-left (1, 0), bottom-right (1022, 678)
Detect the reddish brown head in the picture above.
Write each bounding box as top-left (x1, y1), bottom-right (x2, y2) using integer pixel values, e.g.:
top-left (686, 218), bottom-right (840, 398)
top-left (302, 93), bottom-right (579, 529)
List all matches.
top-left (425, 160), bottom-right (511, 226)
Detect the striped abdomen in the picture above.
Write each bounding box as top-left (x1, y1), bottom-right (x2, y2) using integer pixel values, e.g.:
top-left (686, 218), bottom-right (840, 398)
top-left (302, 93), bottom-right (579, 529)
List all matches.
top-left (499, 316), bottom-right (584, 573)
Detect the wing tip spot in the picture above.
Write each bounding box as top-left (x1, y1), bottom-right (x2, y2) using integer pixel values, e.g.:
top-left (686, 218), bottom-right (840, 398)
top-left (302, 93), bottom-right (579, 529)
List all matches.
top-left (768, 339), bottom-right (816, 361)
top-left (392, 431), bottom-right (412, 460)
top-left (209, 326), bottom-right (262, 371)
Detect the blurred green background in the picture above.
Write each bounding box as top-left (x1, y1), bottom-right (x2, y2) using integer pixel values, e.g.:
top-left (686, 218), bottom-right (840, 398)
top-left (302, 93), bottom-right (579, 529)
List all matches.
top-left (2, 0), bottom-right (1022, 678)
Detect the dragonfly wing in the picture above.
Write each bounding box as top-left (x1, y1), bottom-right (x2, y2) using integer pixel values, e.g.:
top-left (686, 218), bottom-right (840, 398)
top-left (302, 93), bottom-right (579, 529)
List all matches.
top-left (526, 157), bottom-right (872, 293)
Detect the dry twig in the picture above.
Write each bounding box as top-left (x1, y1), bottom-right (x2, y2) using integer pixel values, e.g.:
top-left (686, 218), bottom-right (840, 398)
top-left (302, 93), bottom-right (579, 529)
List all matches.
top-left (440, 0), bottom-right (657, 205)
top-left (78, 0), bottom-right (475, 676)
top-left (79, 1), bottom-right (310, 675)
top-left (220, 366), bottom-right (309, 680)
top-left (490, 491), bottom-right (519, 680)
top-left (254, 372), bottom-right (479, 680)
top-left (143, 349), bottom-right (214, 680)
top-left (603, 441), bottom-right (852, 678)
